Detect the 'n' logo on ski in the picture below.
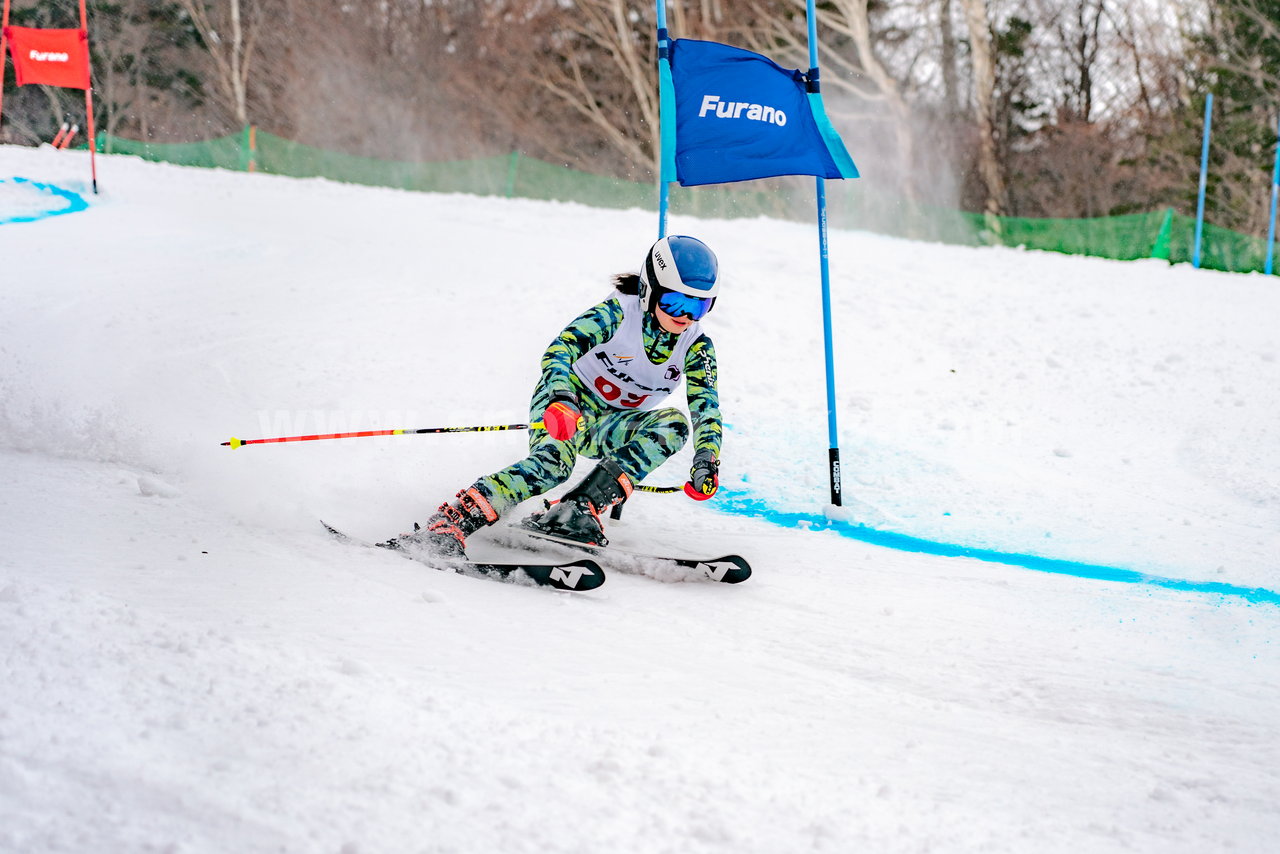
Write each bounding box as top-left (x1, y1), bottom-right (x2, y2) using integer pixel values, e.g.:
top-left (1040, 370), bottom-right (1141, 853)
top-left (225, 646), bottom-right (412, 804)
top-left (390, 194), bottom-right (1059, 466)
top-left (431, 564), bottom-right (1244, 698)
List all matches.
top-left (701, 562), bottom-right (732, 582)
top-left (550, 564), bottom-right (595, 589)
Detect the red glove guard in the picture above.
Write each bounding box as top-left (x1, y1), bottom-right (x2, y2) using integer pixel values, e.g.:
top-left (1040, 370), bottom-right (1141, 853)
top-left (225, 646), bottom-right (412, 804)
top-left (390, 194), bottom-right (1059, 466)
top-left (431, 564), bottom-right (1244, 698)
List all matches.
top-left (683, 482), bottom-right (716, 501)
top-left (686, 481), bottom-right (716, 501)
top-left (542, 400), bottom-right (582, 441)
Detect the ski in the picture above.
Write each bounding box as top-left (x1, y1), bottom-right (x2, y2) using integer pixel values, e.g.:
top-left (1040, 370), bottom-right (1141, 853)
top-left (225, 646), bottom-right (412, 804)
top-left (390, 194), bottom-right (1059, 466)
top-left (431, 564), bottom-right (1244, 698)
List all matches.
top-left (506, 525), bottom-right (752, 584)
top-left (321, 521), bottom-right (606, 592)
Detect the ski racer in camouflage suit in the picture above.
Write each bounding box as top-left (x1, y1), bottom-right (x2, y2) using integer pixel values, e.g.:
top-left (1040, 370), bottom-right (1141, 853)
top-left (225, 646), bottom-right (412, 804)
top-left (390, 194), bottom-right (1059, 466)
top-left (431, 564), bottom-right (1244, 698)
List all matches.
top-left (389, 235), bottom-right (723, 557)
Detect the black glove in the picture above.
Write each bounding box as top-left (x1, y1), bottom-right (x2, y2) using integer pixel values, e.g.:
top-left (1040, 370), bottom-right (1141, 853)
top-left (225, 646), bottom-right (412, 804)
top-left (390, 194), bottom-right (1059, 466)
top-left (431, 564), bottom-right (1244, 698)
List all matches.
top-left (684, 449), bottom-right (719, 501)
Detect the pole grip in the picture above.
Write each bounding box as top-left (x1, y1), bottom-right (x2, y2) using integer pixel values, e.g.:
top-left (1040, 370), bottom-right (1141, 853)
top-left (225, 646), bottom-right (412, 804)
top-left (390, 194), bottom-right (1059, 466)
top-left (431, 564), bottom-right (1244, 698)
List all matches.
top-left (829, 447), bottom-right (842, 506)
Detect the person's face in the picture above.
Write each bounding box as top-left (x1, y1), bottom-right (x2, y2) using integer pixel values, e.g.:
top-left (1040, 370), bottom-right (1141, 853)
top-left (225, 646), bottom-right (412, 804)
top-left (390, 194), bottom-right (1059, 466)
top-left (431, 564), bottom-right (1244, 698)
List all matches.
top-left (654, 304), bottom-right (694, 334)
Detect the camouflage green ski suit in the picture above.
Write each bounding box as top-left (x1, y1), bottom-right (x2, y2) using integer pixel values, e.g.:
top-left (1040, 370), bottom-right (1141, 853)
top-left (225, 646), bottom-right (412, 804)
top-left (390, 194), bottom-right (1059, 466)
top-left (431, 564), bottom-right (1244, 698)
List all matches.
top-left (473, 293), bottom-right (721, 514)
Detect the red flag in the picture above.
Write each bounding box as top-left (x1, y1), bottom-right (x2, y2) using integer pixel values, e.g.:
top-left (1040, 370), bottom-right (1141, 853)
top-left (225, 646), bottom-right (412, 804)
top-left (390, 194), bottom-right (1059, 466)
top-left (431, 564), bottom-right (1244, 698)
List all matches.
top-left (3, 27), bottom-right (91, 90)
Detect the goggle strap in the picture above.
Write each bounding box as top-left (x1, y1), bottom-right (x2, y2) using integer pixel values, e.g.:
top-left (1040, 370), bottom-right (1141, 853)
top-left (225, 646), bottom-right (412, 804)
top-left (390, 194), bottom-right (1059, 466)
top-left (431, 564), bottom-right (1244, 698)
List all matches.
top-left (644, 252), bottom-right (660, 305)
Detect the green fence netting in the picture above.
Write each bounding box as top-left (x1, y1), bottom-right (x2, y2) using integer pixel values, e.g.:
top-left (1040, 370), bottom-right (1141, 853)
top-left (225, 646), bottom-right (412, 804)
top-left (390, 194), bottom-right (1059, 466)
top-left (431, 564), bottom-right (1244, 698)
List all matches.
top-left (94, 130), bottom-right (1275, 275)
top-left (100, 131), bottom-right (249, 171)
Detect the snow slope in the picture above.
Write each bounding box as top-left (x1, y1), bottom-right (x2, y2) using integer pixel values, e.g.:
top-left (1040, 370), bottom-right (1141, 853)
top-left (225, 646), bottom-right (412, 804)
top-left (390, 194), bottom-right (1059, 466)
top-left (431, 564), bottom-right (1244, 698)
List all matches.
top-left (2, 145), bottom-right (1278, 852)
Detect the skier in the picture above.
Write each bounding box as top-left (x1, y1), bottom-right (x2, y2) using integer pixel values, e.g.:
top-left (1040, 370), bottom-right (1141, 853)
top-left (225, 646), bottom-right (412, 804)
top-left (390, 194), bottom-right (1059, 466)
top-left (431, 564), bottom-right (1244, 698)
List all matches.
top-left (385, 234), bottom-right (723, 557)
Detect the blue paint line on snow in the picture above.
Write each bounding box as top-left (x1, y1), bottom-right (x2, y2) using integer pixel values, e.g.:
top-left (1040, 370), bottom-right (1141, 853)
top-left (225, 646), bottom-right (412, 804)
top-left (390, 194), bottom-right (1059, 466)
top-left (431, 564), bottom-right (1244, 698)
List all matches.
top-left (716, 488), bottom-right (1280, 607)
top-left (0, 177), bottom-right (89, 225)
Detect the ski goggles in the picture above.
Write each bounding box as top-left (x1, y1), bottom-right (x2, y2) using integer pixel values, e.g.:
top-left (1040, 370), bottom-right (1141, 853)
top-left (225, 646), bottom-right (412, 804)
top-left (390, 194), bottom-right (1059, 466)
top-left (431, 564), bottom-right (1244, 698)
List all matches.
top-left (656, 289), bottom-right (713, 321)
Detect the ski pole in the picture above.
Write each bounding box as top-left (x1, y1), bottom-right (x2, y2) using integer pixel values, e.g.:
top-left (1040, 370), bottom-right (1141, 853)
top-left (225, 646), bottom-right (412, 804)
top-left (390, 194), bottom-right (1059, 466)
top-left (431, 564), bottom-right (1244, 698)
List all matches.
top-left (222, 422), bottom-right (543, 449)
top-left (221, 423), bottom-right (685, 494)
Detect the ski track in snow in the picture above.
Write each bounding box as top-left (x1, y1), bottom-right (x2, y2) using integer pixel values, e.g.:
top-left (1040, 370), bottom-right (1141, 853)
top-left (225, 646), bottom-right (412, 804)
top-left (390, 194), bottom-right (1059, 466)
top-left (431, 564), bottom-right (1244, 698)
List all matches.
top-left (2, 145), bottom-right (1278, 852)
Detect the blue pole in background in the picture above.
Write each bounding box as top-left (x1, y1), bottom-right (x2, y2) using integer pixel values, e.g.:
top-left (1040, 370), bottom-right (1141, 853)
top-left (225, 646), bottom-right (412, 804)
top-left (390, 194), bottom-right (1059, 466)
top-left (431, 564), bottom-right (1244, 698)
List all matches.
top-left (1267, 113), bottom-right (1280, 276)
top-left (655, 0), bottom-right (672, 238)
top-left (807, 0), bottom-right (842, 507)
top-left (1193, 94), bottom-right (1213, 269)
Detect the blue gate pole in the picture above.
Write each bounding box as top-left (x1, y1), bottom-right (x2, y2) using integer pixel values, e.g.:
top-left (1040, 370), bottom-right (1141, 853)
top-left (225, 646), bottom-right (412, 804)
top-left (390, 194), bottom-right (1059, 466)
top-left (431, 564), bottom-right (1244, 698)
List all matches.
top-left (807, 0), bottom-right (842, 506)
top-left (1193, 94), bottom-right (1213, 269)
top-left (1267, 113), bottom-right (1280, 276)
top-left (655, 0), bottom-right (672, 238)
top-left (816, 176), bottom-right (843, 506)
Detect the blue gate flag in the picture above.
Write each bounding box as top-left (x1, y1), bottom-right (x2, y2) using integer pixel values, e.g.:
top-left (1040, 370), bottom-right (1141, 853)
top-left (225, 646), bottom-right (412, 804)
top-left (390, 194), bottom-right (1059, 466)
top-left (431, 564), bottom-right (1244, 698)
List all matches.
top-left (665, 38), bottom-right (859, 187)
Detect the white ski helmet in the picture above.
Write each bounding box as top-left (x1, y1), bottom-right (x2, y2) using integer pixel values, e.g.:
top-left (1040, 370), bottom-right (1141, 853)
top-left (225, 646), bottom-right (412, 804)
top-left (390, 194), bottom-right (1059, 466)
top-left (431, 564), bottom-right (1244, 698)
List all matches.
top-left (638, 235), bottom-right (719, 320)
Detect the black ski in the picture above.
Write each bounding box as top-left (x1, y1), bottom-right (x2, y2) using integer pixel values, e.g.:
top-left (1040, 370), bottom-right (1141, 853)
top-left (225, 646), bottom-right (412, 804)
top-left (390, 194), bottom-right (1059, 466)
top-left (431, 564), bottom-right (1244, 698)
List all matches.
top-left (321, 521), bottom-right (606, 592)
top-left (508, 525), bottom-right (752, 584)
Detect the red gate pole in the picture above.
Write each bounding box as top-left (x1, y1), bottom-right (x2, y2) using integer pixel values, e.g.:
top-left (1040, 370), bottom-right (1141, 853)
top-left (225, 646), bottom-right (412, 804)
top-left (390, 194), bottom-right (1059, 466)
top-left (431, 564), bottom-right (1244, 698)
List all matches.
top-left (1, 0), bottom-right (11, 126)
top-left (79, 0), bottom-right (97, 192)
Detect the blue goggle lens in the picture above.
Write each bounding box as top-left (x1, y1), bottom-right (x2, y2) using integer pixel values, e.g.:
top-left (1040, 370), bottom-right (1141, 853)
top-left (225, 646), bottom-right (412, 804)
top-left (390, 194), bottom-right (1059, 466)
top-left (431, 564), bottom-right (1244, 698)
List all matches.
top-left (657, 289), bottom-right (713, 320)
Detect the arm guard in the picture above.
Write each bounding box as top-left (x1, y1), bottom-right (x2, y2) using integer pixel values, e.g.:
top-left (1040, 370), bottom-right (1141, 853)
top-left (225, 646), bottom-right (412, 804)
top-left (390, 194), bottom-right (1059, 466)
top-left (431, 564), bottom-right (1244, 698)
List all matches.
top-left (685, 334), bottom-right (722, 459)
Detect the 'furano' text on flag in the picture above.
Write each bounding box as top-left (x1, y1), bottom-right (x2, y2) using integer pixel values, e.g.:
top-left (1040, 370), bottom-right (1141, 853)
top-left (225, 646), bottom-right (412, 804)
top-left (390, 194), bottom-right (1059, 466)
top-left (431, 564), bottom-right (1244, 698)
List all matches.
top-left (665, 39), bottom-right (858, 187)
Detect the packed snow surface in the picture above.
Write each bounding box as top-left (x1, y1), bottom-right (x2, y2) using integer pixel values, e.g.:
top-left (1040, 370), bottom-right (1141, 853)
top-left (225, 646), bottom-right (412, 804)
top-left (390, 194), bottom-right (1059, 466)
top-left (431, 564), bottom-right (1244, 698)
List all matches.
top-left (2, 145), bottom-right (1278, 852)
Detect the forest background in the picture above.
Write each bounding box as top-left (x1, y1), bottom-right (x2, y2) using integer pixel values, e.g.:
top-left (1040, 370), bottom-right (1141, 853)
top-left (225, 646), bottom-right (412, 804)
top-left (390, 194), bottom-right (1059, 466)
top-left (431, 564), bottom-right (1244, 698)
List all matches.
top-left (4, 0), bottom-right (1280, 238)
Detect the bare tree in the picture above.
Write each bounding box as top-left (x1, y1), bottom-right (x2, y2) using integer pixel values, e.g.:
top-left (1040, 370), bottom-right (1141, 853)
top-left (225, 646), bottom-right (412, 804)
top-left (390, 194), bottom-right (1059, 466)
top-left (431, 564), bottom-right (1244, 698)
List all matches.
top-left (526, 0), bottom-right (659, 174)
top-left (1034, 0), bottom-right (1107, 122)
top-left (1209, 0), bottom-right (1280, 92)
top-left (477, 0), bottom-right (756, 177)
top-left (1193, 0), bottom-right (1280, 234)
top-left (452, 0), bottom-right (648, 176)
top-left (173, 0), bottom-right (263, 127)
top-left (88, 1), bottom-right (205, 142)
top-left (939, 0), bottom-right (962, 112)
top-left (1106, 0), bottom-right (1188, 123)
top-left (268, 0), bottom-right (497, 161)
top-left (0, 0), bottom-right (1232, 233)
top-left (959, 0), bottom-right (1008, 216)
top-left (729, 0), bottom-right (930, 205)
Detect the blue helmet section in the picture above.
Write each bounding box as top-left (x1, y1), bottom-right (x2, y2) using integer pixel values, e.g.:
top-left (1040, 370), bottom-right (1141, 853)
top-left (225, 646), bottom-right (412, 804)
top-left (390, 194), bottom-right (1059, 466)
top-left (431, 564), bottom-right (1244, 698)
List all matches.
top-left (639, 235), bottom-right (720, 317)
top-left (665, 236), bottom-right (719, 295)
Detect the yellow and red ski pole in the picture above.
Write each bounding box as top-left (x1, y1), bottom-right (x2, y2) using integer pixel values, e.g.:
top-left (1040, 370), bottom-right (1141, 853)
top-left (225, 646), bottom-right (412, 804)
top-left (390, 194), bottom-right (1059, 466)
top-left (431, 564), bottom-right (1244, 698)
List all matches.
top-left (220, 421), bottom-right (683, 495)
top-left (222, 422), bottom-right (543, 449)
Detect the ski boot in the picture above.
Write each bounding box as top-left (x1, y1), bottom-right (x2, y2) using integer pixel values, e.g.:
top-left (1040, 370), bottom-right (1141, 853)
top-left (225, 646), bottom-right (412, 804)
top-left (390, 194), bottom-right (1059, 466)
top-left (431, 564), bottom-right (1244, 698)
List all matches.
top-left (383, 487), bottom-right (499, 558)
top-left (524, 459), bottom-right (633, 547)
